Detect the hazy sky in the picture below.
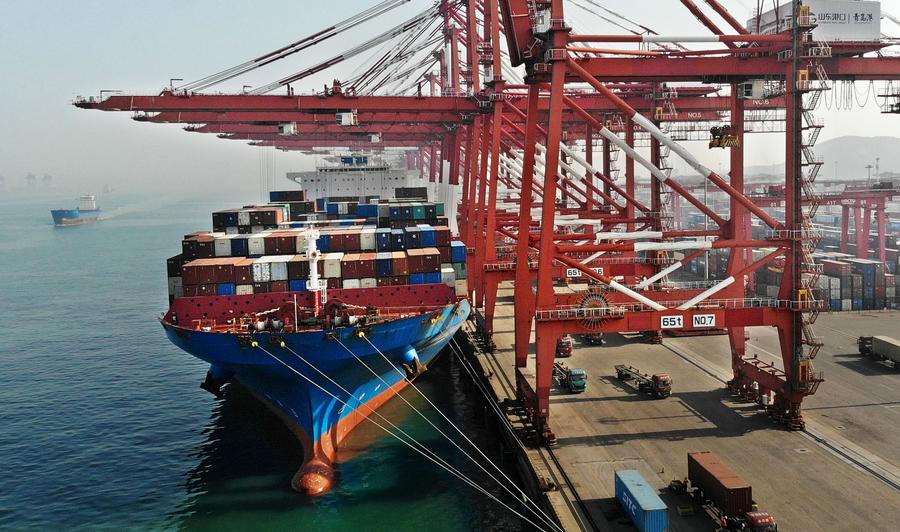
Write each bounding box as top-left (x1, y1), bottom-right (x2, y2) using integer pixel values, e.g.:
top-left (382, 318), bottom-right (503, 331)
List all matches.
top-left (1, 0), bottom-right (898, 196)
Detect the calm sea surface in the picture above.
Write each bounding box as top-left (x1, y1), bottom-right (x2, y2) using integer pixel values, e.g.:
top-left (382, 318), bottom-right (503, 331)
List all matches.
top-left (0, 191), bottom-right (528, 531)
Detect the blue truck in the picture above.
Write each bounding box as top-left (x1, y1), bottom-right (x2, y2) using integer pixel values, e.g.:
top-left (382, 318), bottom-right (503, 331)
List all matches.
top-left (615, 470), bottom-right (669, 532)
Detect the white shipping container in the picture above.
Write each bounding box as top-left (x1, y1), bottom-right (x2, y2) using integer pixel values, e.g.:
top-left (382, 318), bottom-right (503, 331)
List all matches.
top-left (214, 236), bottom-right (233, 257)
top-left (296, 232), bottom-right (311, 252)
top-left (842, 299), bottom-right (852, 311)
top-left (454, 280), bottom-right (467, 297)
top-left (251, 225), bottom-right (266, 234)
top-left (323, 252), bottom-right (345, 278)
top-left (252, 261), bottom-right (271, 282)
top-left (248, 235), bottom-right (266, 255)
top-left (236, 284), bottom-right (254, 295)
top-left (167, 276), bottom-right (183, 297)
top-left (260, 256), bottom-right (291, 281)
top-left (343, 279), bottom-right (361, 289)
top-left (452, 262), bottom-right (468, 280)
top-left (360, 278), bottom-right (377, 288)
top-left (441, 266), bottom-right (456, 286)
top-left (238, 211), bottom-right (251, 226)
top-left (360, 229), bottom-right (376, 251)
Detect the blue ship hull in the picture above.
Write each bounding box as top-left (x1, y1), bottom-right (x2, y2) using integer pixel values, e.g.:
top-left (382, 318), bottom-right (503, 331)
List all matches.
top-left (162, 298), bottom-right (470, 494)
top-left (51, 208), bottom-right (101, 226)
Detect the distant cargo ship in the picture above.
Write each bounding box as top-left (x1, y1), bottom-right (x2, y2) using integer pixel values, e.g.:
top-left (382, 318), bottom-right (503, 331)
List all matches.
top-left (51, 195), bottom-right (101, 226)
top-left (162, 171), bottom-right (470, 495)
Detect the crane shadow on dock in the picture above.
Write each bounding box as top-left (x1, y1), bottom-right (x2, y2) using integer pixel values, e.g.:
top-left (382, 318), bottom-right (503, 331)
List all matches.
top-left (831, 353), bottom-right (900, 376)
top-left (554, 390), bottom-right (774, 447)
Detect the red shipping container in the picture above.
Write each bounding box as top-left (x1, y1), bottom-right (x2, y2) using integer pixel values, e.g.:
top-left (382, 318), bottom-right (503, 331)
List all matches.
top-left (253, 282), bottom-right (270, 293)
top-left (688, 452), bottom-right (752, 518)
top-left (181, 261), bottom-right (202, 285)
top-left (344, 230), bottom-right (361, 252)
top-left (392, 275), bottom-right (408, 286)
top-left (234, 258), bottom-right (254, 284)
top-left (263, 234), bottom-right (277, 255)
top-left (198, 284), bottom-right (217, 296)
top-left (288, 255), bottom-right (309, 280)
top-left (392, 251), bottom-right (409, 275)
top-left (329, 231), bottom-right (346, 251)
top-left (438, 246), bottom-right (452, 265)
top-left (406, 249), bottom-right (424, 274)
top-left (213, 258), bottom-right (235, 284)
top-left (358, 252), bottom-right (377, 278)
top-left (434, 226), bottom-right (451, 246)
top-left (185, 259), bottom-right (218, 284)
top-left (272, 232), bottom-right (296, 254)
top-left (270, 280), bottom-right (289, 293)
top-left (327, 277), bottom-right (341, 289)
top-left (377, 277), bottom-right (392, 287)
top-left (821, 259), bottom-right (851, 277)
top-left (422, 248), bottom-right (441, 273)
top-left (342, 253), bottom-right (361, 279)
top-left (183, 285), bottom-right (199, 297)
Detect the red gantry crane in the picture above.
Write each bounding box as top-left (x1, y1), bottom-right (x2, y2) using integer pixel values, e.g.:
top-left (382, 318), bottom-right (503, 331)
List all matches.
top-left (75, 0), bottom-right (900, 439)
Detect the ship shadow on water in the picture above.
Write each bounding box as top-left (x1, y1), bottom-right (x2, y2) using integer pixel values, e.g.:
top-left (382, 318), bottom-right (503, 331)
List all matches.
top-left (165, 350), bottom-right (530, 530)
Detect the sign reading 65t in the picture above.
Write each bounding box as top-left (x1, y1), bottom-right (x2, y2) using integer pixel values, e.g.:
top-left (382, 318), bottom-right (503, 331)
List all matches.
top-left (660, 315), bottom-right (683, 329)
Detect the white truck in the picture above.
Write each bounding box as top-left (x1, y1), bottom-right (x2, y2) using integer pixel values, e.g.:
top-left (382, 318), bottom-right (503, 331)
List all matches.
top-left (858, 336), bottom-right (900, 367)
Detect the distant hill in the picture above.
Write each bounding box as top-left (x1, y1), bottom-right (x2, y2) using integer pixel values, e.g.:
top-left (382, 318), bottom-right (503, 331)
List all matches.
top-left (746, 136), bottom-right (900, 178)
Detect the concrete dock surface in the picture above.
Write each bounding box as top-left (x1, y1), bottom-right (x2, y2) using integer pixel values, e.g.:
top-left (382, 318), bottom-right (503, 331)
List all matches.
top-left (474, 284), bottom-right (900, 531)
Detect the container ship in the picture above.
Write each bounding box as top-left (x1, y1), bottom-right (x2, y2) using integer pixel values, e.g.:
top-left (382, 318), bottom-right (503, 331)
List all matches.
top-left (50, 194), bottom-right (101, 226)
top-left (161, 178), bottom-right (470, 495)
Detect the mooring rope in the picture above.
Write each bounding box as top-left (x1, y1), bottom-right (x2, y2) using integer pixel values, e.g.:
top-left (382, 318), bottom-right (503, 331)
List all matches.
top-left (252, 341), bottom-right (552, 531)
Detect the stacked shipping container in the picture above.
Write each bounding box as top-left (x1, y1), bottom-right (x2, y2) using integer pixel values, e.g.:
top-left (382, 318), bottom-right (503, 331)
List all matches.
top-left (167, 190), bottom-right (464, 304)
top-left (750, 251), bottom-right (897, 311)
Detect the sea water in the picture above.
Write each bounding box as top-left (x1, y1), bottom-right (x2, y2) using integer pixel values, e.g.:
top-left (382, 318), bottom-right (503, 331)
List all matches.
top-left (0, 191), bottom-right (529, 531)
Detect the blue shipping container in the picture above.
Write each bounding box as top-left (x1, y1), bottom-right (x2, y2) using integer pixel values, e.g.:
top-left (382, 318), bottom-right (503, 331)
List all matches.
top-left (376, 229), bottom-right (392, 251)
top-left (410, 273), bottom-right (428, 284)
top-left (419, 225), bottom-right (436, 247)
top-left (391, 229), bottom-right (406, 251)
top-left (289, 280), bottom-right (307, 292)
top-left (424, 272), bottom-right (442, 284)
top-left (326, 202), bottom-right (339, 214)
top-left (830, 299), bottom-right (841, 311)
top-left (316, 234), bottom-right (330, 252)
top-left (404, 227), bottom-right (421, 249)
top-left (376, 253), bottom-right (393, 277)
top-left (614, 470), bottom-right (669, 532)
top-left (451, 241), bottom-right (467, 263)
top-left (217, 283), bottom-right (236, 296)
top-left (230, 237), bottom-right (249, 256)
top-left (389, 206), bottom-right (402, 220)
top-left (358, 204), bottom-right (378, 217)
